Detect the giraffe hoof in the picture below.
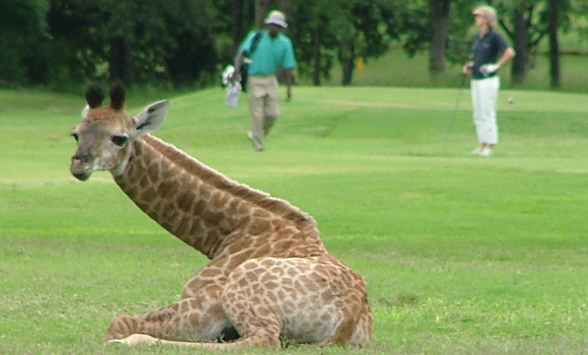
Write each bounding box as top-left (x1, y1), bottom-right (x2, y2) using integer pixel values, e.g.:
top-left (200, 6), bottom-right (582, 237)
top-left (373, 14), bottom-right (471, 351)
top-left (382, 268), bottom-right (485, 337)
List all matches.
top-left (106, 333), bottom-right (159, 346)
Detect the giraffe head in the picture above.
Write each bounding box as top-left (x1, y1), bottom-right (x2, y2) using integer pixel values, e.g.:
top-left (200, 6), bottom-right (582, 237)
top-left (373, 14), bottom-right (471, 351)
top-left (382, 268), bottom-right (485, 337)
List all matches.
top-left (70, 82), bottom-right (169, 181)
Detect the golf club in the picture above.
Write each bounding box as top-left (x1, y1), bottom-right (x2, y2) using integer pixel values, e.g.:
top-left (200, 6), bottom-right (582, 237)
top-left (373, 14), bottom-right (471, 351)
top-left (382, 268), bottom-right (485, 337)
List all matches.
top-left (441, 73), bottom-right (467, 154)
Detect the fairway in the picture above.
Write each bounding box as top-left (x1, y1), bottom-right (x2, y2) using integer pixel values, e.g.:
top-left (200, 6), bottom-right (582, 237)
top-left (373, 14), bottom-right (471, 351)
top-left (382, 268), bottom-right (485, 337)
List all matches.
top-left (1, 86), bottom-right (587, 354)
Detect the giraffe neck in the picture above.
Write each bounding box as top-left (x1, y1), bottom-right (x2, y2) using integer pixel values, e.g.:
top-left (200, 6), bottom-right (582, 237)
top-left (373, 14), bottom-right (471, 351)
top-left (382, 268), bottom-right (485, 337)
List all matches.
top-left (112, 134), bottom-right (319, 259)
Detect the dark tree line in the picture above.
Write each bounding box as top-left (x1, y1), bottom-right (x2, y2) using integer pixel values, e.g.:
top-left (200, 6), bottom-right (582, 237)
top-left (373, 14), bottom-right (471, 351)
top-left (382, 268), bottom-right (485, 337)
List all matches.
top-left (0, 0), bottom-right (586, 90)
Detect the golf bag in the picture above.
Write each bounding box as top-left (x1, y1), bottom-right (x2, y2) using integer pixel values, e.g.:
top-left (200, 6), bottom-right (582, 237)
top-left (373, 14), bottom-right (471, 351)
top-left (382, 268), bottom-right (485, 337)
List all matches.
top-left (221, 31), bottom-right (263, 92)
top-left (238, 31), bottom-right (262, 92)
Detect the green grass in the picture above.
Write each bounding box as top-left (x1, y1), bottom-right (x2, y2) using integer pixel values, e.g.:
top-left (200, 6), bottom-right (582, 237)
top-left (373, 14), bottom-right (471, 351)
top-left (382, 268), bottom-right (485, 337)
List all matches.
top-left (1, 85), bottom-right (588, 355)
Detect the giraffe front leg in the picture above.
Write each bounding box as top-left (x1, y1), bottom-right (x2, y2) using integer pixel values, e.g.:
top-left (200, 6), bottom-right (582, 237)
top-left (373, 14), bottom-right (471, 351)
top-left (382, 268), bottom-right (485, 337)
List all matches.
top-left (104, 296), bottom-right (231, 344)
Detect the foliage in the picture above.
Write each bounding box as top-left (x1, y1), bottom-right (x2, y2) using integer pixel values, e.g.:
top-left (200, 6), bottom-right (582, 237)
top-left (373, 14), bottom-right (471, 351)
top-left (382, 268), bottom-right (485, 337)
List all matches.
top-left (0, 0), bottom-right (49, 85)
top-left (1, 0), bottom-right (588, 89)
top-left (288, 0), bottom-right (399, 85)
top-left (42, 0), bottom-right (223, 88)
top-left (0, 0), bottom-right (225, 89)
top-left (44, 1), bottom-right (109, 87)
top-left (125, 0), bottom-right (221, 86)
top-left (286, 0), bottom-right (336, 83)
top-left (393, 0), bottom-right (429, 57)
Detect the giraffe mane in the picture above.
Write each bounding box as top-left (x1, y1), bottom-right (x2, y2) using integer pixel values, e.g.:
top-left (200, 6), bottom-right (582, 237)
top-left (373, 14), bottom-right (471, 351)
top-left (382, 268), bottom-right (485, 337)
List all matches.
top-left (140, 134), bottom-right (318, 230)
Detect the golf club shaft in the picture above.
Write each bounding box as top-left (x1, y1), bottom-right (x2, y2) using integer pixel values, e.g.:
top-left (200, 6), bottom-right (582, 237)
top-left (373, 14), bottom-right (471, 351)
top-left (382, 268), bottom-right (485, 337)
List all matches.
top-left (441, 74), bottom-right (467, 154)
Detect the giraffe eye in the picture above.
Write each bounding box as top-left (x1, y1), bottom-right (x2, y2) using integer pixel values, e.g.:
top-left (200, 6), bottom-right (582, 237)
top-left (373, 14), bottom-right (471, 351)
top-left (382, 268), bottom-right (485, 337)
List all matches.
top-left (71, 132), bottom-right (79, 142)
top-left (112, 135), bottom-right (128, 147)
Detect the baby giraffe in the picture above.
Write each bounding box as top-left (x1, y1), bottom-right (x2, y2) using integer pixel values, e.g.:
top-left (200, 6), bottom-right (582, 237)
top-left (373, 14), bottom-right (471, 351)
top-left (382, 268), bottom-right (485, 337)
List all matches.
top-left (69, 83), bottom-right (372, 349)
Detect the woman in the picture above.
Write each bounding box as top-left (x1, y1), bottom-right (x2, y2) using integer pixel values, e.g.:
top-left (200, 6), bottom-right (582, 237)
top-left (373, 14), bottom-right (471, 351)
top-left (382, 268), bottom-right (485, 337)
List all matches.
top-left (462, 6), bottom-right (515, 157)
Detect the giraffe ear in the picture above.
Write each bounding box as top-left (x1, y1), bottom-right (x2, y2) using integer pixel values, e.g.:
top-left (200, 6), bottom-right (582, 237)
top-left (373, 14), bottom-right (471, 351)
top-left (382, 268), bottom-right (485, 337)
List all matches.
top-left (81, 105), bottom-right (89, 119)
top-left (134, 100), bottom-right (169, 134)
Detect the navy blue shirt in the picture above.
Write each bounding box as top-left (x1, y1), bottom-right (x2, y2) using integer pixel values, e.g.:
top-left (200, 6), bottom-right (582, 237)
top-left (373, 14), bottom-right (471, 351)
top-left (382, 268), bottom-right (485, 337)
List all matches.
top-left (471, 30), bottom-right (509, 79)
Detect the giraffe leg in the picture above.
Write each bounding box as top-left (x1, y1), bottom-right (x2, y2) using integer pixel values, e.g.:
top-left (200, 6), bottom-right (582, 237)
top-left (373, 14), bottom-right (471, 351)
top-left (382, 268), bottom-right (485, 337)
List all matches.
top-left (105, 257), bottom-right (372, 349)
top-left (108, 331), bottom-right (279, 349)
top-left (104, 295), bottom-right (230, 343)
top-left (108, 312), bottom-right (281, 349)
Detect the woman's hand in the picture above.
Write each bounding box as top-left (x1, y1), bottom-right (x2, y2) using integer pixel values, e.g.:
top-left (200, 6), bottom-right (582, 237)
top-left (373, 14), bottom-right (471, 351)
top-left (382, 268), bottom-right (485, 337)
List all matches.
top-left (462, 62), bottom-right (473, 75)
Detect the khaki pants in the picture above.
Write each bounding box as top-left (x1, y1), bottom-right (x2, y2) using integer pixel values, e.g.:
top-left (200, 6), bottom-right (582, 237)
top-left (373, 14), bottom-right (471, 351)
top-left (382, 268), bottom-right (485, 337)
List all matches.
top-left (247, 75), bottom-right (280, 151)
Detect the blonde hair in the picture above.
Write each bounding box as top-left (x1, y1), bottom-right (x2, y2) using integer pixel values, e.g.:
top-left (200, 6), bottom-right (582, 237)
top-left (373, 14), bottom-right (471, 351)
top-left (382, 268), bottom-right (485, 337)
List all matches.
top-left (473, 5), bottom-right (498, 29)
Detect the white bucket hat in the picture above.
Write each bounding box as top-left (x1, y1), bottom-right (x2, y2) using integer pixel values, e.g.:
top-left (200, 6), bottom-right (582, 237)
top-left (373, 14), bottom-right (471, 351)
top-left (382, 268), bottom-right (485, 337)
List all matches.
top-left (265, 10), bottom-right (287, 28)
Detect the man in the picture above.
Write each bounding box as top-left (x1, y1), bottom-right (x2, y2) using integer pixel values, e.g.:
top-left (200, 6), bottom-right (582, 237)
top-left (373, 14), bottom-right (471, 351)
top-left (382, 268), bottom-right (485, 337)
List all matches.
top-left (233, 10), bottom-right (296, 151)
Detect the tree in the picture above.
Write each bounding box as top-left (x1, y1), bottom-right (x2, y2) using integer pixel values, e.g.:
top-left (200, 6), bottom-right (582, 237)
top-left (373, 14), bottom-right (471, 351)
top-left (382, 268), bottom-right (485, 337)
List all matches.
top-left (231, 0), bottom-right (247, 54)
top-left (5, 0), bottom-right (588, 89)
top-left (504, 3), bottom-right (532, 83)
top-left (43, 0), bottom-right (224, 88)
top-left (287, 0), bottom-right (336, 85)
top-left (0, 0), bottom-right (49, 85)
top-left (494, 1), bottom-right (556, 84)
top-left (160, 0), bottom-right (222, 87)
top-left (548, 0), bottom-right (560, 88)
top-left (255, 0), bottom-right (271, 29)
top-left (45, 0), bottom-right (109, 87)
top-left (428, 0), bottom-right (450, 74)
top-left (283, 0), bottom-right (406, 86)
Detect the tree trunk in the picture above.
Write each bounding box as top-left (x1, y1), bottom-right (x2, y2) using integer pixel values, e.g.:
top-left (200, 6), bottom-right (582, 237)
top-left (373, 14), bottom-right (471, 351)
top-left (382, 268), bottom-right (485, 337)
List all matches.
top-left (255, 0), bottom-right (270, 29)
top-left (341, 41), bottom-right (354, 86)
top-left (109, 35), bottom-right (132, 86)
top-left (312, 26), bottom-right (322, 86)
top-left (342, 57), bottom-right (353, 86)
top-left (277, 0), bottom-right (293, 22)
top-left (511, 7), bottom-right (528, 84)
top-left (231, 0), bottom-right (245, 53)
top-left (548, 0), bottom-right (560, 89)
top-left (428, 0), bottom-right (450, 74)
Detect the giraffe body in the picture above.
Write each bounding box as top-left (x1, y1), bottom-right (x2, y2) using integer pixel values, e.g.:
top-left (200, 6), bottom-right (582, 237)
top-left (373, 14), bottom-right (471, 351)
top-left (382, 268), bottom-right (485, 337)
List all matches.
top-left (70, 83), bottom-right (372, 349)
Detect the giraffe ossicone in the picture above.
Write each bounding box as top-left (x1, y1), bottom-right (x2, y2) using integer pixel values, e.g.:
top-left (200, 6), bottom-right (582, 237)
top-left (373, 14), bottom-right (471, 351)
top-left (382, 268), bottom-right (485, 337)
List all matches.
top-left (69, 82), bottom-right (373, 349)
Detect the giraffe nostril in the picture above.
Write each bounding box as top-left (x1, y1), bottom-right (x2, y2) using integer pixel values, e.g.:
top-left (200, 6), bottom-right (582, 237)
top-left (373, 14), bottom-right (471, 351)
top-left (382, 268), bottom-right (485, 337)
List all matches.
top-left (73, 153), bottom-right (91, 164)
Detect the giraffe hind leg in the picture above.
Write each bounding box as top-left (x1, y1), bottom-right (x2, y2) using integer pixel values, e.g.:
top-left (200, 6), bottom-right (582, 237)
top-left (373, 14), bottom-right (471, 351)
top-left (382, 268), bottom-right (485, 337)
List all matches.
top-left (104, 296), bottom-right (231, 344)
top-left (117, 306), bottom-right (282, 349)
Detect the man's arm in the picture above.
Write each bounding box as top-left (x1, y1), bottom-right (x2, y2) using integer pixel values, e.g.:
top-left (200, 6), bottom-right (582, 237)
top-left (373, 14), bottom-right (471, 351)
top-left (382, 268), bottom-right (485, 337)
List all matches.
top-left (231, 51), bottom-right (245, 82)
top-left (283, 68), bottom-right (292, 102)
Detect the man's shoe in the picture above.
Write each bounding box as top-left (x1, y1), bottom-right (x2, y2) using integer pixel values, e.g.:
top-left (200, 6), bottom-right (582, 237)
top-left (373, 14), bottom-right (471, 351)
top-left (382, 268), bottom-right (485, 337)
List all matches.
top-left (247, 132), bottom-right (264, 151)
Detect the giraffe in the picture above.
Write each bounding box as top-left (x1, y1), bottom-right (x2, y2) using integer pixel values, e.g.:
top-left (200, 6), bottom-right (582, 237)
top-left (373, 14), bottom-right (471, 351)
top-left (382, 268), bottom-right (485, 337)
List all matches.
top-left (69, 82), bottom-right (373, 349)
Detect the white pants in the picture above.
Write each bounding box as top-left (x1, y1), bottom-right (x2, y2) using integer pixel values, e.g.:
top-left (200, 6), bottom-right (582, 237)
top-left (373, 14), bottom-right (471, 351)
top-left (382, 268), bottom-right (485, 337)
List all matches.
top-left (470, 76), bottom-right (500, 145)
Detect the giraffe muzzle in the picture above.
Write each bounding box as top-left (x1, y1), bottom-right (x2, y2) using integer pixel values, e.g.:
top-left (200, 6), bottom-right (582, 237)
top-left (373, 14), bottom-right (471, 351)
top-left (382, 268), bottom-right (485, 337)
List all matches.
top-left (70, 157), bottom-right (93, 181)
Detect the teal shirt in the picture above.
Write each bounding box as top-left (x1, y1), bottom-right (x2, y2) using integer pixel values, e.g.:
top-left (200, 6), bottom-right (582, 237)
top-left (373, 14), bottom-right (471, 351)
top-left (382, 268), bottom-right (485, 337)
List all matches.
top-left (240, 30), bottom-right (296, 75)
